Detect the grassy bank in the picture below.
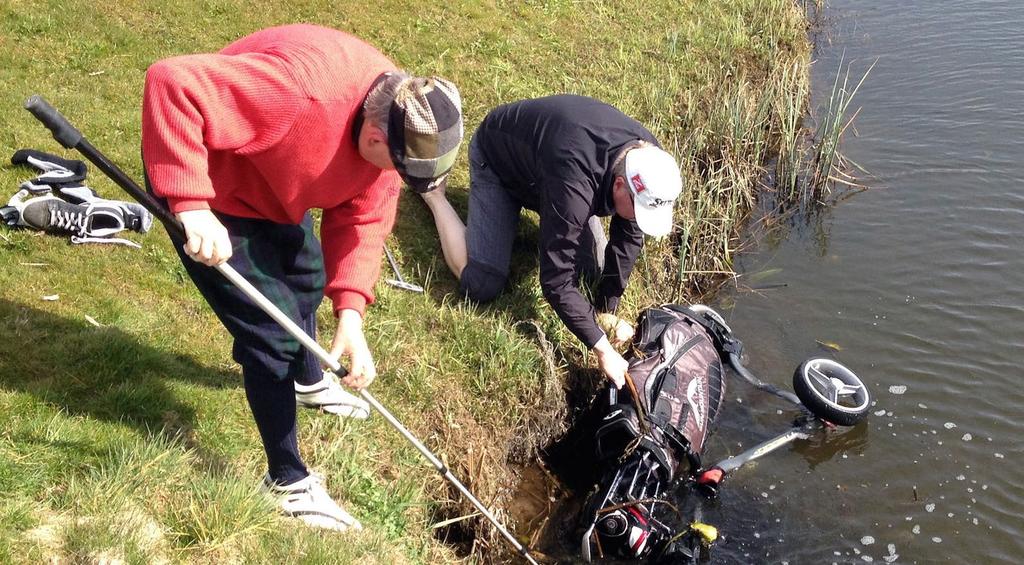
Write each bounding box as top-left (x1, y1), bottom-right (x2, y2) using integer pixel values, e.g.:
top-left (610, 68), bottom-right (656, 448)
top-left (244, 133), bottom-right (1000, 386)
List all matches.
top-left (0, 1), bottom-right (812, 563)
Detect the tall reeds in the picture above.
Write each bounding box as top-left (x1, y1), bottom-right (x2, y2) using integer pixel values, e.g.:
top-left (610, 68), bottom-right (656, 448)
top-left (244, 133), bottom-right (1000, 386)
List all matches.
top-left (634, 46), bottom-right (872, 306)
top-left (810, 54), bottom-right (875, 193)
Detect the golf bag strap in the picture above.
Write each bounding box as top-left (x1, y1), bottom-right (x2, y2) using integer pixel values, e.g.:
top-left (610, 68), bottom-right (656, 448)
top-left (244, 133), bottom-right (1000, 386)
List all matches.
top-left (644, 411), bottom-right (702, 476)
top-left (660, 423), bottom-right (702, 474)
top-left (665, 304), bottom-right (742, 358)
top-left (625, 373), bottom-right (651, 435)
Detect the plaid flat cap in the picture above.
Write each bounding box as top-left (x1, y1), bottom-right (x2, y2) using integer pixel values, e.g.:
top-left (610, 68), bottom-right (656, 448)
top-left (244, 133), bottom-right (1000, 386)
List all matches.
top-left (387, 76), bottom-right (463, 193)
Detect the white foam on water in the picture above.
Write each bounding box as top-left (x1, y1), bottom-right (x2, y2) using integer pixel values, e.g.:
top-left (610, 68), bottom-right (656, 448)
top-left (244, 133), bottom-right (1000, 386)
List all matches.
top-left (875, 409), bottom-right (887, 416)
top-left (944, 422), bottom-right (956, 429)
top-left (962, 433), bottom-right (973, 441)
top-left (932, 537), bottom-right (942, 543)
top-left (925, 503), bottom-right (935, 512)
top-left (861, 536), bottom-right (875, 545)
top-left (994, 453), bottom-right (1004, 459)
top-left (889, 385), bottom-right (907, 395)
top-left (912, 525), bottom-right (921, 534)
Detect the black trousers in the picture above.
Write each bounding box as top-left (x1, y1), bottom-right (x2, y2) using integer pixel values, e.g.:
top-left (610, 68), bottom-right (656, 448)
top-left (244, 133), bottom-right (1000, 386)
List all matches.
top-left (168, 211), bottom-right (326, 485)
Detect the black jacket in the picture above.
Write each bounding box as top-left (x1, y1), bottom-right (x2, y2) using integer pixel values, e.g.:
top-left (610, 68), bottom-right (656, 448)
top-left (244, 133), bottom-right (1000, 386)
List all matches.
top-left (475, 95), bottom-right (658, 347)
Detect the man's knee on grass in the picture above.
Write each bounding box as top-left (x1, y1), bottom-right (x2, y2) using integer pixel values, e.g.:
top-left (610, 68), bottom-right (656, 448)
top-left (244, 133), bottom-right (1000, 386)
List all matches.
top-left (459, 260), bottom-right (508, 303)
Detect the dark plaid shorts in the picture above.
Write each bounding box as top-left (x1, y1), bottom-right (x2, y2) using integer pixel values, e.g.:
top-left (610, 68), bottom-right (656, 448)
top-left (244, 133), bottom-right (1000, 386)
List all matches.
top-left (169, 212), bottom-right (326, 381)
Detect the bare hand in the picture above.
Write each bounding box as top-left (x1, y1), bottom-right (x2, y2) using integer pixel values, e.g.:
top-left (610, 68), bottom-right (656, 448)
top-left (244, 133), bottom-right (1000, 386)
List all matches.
top-left (593, 337), bottom-right (627, 388)
top-left (177, 209), bottom-right (232, 266)
top-left (329, 309), bottom-right (377, 390)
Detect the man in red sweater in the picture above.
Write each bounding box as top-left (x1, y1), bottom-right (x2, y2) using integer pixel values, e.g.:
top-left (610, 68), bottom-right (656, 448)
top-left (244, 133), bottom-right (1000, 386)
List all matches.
top-left (142, 24), bottom-right (462, 532)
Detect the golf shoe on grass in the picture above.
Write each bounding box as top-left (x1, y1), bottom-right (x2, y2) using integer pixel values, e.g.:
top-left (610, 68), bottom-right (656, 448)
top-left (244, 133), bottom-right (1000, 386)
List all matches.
top-left (2, 190), bottom-right (146, 247)
top-left (57, 185), bottom-right (153, 234)
top-left (262, 472), bottom-right (362, 532)
top-left (5, 148), bottom-right (153, 245)
top-left (295, 372), bottom-right (371, 419)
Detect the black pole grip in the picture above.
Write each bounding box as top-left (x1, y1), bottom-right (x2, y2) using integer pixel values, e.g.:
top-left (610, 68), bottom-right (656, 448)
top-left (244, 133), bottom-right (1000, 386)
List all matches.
top-left (25, 95), bottom-right (83, 149)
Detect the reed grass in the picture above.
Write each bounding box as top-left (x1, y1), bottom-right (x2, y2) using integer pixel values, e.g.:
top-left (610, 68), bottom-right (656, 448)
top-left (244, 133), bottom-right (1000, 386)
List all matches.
top-left (810, 55), bottom-right (875, 193)
top-left (641, 40), bottom-right (871, 304)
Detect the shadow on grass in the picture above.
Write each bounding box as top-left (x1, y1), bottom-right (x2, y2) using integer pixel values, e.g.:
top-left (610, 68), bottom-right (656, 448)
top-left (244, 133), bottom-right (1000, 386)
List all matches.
top-left (0, 298), bottom-right (238, 473)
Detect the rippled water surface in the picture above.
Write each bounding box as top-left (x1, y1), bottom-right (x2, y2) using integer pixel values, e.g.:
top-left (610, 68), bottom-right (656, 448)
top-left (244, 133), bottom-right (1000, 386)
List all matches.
top-left (706, 1), bottom-right (1024, 562)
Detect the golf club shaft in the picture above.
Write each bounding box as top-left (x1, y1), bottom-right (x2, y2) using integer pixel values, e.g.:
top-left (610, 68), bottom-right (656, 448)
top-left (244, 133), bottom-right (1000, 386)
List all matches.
top-left (220, 260), bottom-right (535, 562)
top-left (25, 95), bottom-right (537, 564)
top-left (383, 244), bottom-right (405, 282)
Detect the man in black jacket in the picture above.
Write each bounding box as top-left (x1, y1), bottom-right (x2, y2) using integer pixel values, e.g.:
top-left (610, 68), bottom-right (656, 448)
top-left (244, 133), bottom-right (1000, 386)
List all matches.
top-left (421, 95), bottom-right (682, 387)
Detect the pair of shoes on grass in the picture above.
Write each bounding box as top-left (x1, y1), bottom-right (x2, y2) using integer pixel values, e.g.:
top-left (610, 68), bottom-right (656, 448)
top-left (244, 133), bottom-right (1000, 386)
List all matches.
top-left (3, 187), bottom-right (153, 247)
top-left (295, 371), bottom-right (370, 419)
top-left (263, 472), bottom-right (362, 533)
top-left (2, 150), bottom-right (153, 247)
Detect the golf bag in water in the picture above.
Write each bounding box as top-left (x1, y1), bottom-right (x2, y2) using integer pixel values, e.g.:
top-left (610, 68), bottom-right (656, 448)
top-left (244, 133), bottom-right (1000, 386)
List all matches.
top-left (581, 304), bottom-right (736, 562)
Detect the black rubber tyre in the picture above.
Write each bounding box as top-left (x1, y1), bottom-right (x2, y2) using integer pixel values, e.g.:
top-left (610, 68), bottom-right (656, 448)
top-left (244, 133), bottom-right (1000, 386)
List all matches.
top-left (793, 358), bottom-right (870, 426)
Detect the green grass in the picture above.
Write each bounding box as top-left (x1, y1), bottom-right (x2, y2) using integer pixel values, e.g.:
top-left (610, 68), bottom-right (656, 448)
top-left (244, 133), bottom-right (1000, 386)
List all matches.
top-left (0, 1), bottom-right (813, 562)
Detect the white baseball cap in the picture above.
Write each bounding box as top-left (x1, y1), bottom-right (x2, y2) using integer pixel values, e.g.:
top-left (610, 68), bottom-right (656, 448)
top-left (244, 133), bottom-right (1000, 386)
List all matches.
top-left (624, 145), bottom-right (683, 237)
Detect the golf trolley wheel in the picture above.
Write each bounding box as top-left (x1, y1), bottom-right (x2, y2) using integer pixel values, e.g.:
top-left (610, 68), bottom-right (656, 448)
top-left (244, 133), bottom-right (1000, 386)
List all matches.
top-left (793, 358), bottom-right (870, 426)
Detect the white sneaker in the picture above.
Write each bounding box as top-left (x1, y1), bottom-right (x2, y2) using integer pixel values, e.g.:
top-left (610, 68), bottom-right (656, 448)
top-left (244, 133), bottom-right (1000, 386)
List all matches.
top-left (295, 372), bottom-right (371, 419)
top-left (263, 473), bottom-right (363, 532)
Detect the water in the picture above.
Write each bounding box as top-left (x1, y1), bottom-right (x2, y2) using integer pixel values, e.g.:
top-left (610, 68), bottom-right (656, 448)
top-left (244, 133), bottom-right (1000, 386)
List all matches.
top-left (707, 1), bottom-right (1024, 562)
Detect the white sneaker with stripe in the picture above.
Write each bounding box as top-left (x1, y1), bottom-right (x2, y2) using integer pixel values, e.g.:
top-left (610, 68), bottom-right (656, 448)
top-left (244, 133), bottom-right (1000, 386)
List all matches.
top-left (295, 371), bottom-right (370, 419)
top-left (263, 473), bottom-right (362, 532)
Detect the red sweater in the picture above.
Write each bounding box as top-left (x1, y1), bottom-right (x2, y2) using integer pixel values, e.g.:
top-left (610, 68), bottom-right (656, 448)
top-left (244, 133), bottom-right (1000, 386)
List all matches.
top-left (142, 24), bottom-right (401, 315)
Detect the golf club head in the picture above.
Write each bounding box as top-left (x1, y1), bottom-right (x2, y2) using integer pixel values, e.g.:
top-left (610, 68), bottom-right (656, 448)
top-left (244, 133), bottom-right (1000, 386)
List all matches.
top-left (386, 279), bottom-right (424, 293)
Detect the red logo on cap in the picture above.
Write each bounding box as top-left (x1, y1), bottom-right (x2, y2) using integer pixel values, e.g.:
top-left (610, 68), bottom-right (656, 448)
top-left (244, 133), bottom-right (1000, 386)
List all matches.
top-left (630, 174), bottom-right (646, 193)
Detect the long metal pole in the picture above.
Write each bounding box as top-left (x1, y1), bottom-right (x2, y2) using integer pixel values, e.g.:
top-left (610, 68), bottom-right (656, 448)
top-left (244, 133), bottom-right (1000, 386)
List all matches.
top-left (710, 425), bottom-right (814, 474)
top-left (218, 262), bottom-right (536, 563)
top-left (25, 95), bottom-right (538, 564)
